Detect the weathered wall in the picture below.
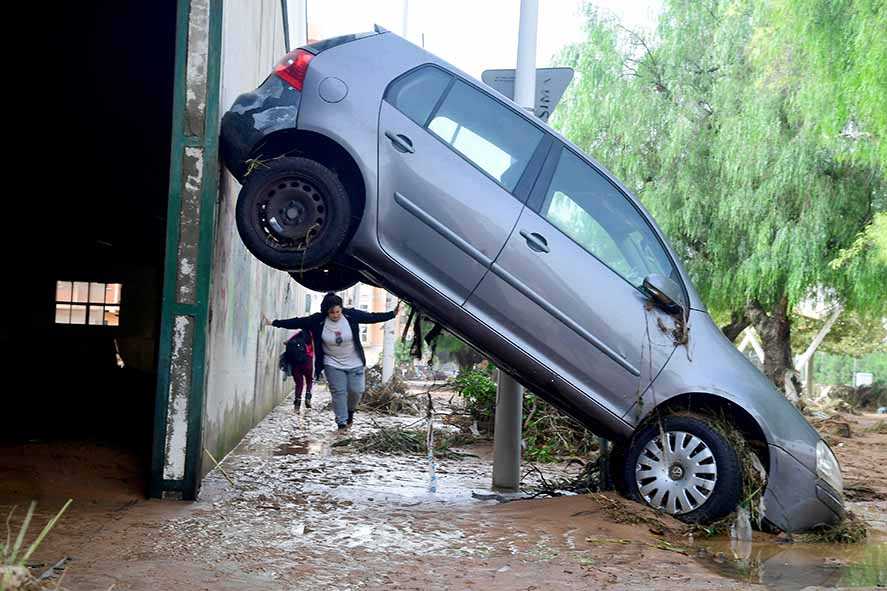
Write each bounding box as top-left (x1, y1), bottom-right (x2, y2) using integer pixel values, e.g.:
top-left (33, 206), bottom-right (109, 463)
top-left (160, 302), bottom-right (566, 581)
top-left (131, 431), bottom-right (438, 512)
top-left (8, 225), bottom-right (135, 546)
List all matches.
top-left (201, 0), bottom-right (306, 474)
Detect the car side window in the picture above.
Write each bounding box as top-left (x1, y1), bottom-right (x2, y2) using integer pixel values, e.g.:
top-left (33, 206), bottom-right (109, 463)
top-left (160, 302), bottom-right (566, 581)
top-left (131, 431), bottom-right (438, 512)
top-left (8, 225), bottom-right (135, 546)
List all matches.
top-left (427, 80), bottom-right (543, 192)
top-left (384, 66), bottom-right (452, 127)
top-left (541, 148), bottom-right (678, 288)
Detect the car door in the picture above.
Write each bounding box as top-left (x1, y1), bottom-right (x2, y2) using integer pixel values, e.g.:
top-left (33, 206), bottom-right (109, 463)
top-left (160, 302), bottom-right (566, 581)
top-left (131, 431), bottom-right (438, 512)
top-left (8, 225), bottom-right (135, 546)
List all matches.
top-left (377, 66), bottom-right (548, 305)
top-left (465, 143), bottom-right (683, 418)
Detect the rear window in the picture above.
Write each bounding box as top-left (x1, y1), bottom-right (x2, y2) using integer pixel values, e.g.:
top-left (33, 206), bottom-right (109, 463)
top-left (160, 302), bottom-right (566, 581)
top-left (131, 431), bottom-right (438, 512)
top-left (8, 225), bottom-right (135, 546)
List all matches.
top-left (384, 66), bottom-right (453, 126)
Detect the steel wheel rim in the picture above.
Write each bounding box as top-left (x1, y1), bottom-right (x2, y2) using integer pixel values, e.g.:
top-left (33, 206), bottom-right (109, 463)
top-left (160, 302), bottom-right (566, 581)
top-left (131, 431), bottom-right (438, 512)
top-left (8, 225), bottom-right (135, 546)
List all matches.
top-left (635, 430), bottom-right (718, 515)
top-left (257, 176), bottom-right (327, 250)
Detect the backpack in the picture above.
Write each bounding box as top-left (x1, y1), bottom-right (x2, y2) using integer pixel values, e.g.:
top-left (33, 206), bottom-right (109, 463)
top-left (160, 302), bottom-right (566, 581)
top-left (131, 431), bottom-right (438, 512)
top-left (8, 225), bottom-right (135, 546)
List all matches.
top-left (279, 330), bottom-right (312, 375)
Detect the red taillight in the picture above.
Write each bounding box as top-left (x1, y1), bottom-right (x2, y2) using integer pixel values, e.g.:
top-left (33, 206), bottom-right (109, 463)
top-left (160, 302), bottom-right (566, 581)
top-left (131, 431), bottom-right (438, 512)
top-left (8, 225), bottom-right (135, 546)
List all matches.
top-left (274, 49), bottom-right (314, 91)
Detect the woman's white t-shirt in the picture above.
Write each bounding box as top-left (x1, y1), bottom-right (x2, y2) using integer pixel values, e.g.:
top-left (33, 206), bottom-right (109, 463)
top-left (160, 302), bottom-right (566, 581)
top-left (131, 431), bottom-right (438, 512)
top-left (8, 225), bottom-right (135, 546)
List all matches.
top-left (321, 317), bottom-right (362, 370)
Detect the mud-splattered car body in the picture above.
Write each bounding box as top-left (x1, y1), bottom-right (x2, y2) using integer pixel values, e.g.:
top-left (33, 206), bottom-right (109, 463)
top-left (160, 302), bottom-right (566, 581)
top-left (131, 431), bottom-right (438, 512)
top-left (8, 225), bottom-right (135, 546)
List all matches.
top-left (219, 27), bottom-right (844, 531)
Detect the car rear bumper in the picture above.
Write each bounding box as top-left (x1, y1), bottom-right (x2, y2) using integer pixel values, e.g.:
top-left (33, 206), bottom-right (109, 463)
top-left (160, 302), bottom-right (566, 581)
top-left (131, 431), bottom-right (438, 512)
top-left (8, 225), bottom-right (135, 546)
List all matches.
top-left (220, 74), bottom-right (302, 182)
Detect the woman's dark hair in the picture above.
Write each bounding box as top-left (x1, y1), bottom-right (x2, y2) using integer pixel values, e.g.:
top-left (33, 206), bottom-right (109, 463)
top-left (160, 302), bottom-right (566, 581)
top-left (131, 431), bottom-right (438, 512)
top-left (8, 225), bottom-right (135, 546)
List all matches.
top-left (320, 292), bottom-right (343, 316)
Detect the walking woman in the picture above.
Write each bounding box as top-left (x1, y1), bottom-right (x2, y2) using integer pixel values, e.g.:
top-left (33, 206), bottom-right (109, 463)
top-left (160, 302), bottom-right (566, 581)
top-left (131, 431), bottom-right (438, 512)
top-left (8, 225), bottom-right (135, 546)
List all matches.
top-left (263, 292), bottom-right (399, 430)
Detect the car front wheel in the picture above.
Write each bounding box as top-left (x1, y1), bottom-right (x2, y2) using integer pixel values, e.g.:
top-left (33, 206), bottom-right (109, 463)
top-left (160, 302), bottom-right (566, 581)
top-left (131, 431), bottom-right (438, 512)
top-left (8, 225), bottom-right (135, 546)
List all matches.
top-left (623, 414), bottom-right (742, 524)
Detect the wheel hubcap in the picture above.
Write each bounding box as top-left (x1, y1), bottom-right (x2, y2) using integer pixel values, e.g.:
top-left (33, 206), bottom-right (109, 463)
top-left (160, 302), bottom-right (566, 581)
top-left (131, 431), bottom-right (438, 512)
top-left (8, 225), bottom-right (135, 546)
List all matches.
top-left (258, 177), bottom-right (327, 249)
top-left (669, 464), bottom-right (685, 480)
top-left (635, 430), bottom-right (718, 515)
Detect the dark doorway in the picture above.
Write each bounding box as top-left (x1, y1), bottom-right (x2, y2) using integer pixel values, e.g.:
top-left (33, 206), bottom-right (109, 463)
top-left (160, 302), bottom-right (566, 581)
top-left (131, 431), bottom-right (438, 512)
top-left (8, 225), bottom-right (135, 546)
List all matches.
top-left (1, 1), bottom-right (179, 504)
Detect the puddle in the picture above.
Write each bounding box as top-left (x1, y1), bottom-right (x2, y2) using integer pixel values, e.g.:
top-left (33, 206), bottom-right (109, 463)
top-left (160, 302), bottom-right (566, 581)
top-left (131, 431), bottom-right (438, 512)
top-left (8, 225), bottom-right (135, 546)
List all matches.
top-left (695, 537), bottom-right (887, 589)
top-left (273, 436), bottom-right (331, 456)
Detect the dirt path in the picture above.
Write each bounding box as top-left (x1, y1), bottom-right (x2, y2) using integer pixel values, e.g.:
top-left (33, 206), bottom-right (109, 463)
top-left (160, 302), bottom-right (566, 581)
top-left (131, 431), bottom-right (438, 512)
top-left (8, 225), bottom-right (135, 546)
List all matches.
top-left (6, 391), bottom-right (886, 590)
top-left (815, 412), bottom-right (887, 532)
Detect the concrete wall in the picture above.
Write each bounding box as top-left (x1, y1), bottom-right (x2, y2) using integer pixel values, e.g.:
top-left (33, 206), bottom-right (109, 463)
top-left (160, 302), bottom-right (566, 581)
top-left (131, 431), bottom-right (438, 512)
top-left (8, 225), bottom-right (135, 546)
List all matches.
top-left (201, 0), bottom-right (306, 473)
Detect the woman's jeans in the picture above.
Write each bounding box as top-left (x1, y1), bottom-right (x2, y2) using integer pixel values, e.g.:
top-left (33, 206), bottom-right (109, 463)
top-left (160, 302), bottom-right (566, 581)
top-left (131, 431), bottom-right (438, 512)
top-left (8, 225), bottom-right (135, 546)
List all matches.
top-left (324, 365), bottom-right (365, 425)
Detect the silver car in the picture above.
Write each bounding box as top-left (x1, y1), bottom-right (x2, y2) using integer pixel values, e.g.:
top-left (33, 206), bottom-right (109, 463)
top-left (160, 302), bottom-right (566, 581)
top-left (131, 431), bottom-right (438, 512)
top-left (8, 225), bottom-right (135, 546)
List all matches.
top-left (220, 27), bottom-right (844, 531)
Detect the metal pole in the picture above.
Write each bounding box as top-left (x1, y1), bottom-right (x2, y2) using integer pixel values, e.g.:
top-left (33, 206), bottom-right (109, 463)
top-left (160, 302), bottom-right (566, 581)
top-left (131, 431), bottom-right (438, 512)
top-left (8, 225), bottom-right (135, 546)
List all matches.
top-left (382, 292), bottom-right (396, 383)
top-left (492, 372), bottom-right (524, 490)
top-left (401, 0), bottom-right (410, 40)
top-left (492, 0), bottom-right (537, 492)
top-left (513, 0), bottom-right (538, 110)
top-left (292, 0), bottom-right (307, 46)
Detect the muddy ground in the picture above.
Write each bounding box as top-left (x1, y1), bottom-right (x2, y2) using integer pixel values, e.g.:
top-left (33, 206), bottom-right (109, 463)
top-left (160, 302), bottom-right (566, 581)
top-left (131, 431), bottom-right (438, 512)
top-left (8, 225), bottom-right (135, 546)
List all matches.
top-left (2, 385), bottom-right (885, 590)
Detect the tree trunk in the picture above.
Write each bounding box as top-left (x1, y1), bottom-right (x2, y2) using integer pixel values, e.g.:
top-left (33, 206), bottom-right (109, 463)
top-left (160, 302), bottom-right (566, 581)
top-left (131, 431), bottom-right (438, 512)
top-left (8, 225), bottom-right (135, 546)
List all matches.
top-left (746, 297), bottom-right (799, 394)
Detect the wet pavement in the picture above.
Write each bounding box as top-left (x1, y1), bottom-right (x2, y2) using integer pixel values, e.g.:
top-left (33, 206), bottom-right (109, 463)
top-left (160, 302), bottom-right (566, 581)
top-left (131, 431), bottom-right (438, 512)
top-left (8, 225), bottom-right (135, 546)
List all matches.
top-left (9, 386), bottom-right (887, 590)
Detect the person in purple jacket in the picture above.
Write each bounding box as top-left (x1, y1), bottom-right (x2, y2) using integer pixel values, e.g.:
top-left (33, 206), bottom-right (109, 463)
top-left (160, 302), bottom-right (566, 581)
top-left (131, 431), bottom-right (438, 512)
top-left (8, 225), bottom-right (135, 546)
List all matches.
top-left (264, 292), bottom-right (399, 430)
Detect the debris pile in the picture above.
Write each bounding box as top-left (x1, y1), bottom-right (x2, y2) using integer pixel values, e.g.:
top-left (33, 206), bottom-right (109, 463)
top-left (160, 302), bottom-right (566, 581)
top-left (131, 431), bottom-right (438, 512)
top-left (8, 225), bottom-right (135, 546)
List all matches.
top-left (829, 383), bottom-right (887, 412)
top-left (331, 424), bottom-right (478, 460)
top-left (796, 511), bottom-right (868, 544)
top-left (360, 364), bottom-right (422, 415)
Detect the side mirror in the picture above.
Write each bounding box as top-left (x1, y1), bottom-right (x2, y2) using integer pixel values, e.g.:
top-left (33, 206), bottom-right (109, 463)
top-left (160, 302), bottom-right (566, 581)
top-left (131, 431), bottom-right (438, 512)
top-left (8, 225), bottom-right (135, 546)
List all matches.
top-left (642, 274), bottom-right (686, 316)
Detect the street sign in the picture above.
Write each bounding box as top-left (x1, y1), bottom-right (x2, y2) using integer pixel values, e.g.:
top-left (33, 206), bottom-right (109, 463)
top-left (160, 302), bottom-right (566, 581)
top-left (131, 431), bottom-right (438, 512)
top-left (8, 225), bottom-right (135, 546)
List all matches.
top-left (481, 67), bottom-right (574, 122)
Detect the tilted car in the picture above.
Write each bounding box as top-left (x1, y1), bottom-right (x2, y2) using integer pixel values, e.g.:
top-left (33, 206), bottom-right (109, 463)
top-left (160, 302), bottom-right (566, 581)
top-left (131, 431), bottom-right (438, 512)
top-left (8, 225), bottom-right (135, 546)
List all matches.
top-left (219, 27), bottom-right (844, 531)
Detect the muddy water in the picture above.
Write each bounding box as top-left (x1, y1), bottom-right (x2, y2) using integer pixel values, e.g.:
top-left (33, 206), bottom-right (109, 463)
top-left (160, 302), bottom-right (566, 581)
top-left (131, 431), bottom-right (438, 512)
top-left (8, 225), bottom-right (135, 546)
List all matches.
top-left (149, 387), bottom-right (721, 589)
top-left (172, 387), bottom-right (887, 590)
top-left (16, 385), bottom-right (886, 590)
top-left (688, 411), bottom-right (887, 590)
top-left (695, 537), bottom-right (886, 589)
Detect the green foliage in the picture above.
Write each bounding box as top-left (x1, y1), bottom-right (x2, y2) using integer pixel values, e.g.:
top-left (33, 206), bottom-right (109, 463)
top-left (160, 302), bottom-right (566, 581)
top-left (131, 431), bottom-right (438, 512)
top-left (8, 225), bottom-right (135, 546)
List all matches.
top-left (815, 351), bottom-right (887, 385)
top-left (433, 331), bottom-right (484, 369)
top-left (522, 392), bottom-right (598, 463)
top-left (433, 332), bottom-right (465, 356)
top-left (452, 370), bottom-right (598, 462)
top-left (753, 0), bottom-right (887, 171)
top-left (453, 368), bottom-right (497, 427)
top-left (2, 499), bottom-right (73, 589)
top-left (554, 0), bottom-right (887, 322)
top-left (394, 339), bottom-right (412, 364)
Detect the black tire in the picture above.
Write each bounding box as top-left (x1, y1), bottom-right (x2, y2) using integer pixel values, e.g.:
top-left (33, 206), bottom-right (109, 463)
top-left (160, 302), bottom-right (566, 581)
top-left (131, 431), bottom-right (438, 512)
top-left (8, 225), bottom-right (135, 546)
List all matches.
top-left (289, 264), bottom-right (362, 292)
top-left (235, 157), bottom-right (352, 271)
top-left (623, 414), bottom-right (742, 524)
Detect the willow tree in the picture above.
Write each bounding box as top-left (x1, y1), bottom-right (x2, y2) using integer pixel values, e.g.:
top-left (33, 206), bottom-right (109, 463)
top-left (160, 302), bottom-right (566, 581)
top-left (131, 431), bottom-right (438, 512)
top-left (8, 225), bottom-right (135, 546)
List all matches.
top-left (554, 0), bottom-right (887, 391)
top-left (753, 0), bottom-right (887, 171)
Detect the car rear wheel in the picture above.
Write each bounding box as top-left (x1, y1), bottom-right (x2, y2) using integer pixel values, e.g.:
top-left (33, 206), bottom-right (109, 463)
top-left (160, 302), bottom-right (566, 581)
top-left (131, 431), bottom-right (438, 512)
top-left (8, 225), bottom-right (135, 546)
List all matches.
top-left (289, 264), bottom-right (362, 292)
top-left (623, 414), bottom-right (742, 524)
top-left (235, 157), bottom-right (351, 271)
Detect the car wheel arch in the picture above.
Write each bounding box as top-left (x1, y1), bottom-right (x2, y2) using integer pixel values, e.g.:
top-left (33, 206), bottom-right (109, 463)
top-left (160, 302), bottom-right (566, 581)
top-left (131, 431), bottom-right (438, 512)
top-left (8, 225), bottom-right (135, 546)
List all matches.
top-left (247, 128), bottom-right (367, 234)
top-left (642, 391), bottom-right (771, 476)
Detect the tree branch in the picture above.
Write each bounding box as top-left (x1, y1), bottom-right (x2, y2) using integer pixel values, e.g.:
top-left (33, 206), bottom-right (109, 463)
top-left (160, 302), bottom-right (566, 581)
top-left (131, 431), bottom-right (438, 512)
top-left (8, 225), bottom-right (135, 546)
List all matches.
top-left (721, 310), bottom-right (751, 342)
top-left (796, 304), bottom-right (843, 367)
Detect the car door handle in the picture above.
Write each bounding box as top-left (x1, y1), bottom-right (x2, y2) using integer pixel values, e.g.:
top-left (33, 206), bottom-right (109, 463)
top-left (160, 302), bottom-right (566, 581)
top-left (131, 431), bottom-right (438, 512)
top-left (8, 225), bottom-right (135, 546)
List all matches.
top-left (385, 130), bottom-right (415, 154)
top-left (520, 230), bottom-right (550, 253)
